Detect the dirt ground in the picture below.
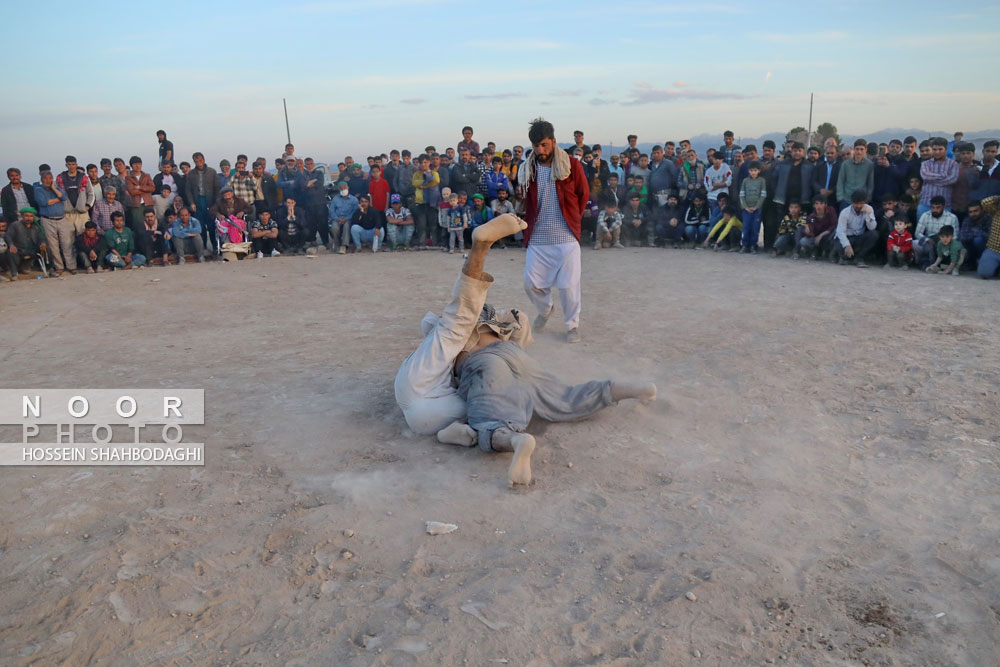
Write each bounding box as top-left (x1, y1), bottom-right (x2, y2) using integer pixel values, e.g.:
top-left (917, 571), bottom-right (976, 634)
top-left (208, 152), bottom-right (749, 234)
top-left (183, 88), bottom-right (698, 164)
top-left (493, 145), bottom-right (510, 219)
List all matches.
top-left (0, 247), bottom-right (998, 666)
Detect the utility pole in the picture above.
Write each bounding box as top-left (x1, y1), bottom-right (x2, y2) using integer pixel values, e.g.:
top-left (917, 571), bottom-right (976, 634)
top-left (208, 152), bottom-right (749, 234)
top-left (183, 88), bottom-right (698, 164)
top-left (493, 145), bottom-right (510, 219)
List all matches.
top-left (283, 98), bottom-right (291, 145)
top-left (807, 93), bottom-right (814, 146)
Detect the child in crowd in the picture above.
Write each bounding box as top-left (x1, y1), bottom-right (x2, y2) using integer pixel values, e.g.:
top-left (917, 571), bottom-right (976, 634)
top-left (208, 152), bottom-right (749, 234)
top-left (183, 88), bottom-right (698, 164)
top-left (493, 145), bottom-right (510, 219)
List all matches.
top-left (926, 225), bottom-right (966, 276)
top-left (152, 186), bottom-right (175, 225)
top-left (897, 194), bottom-right (917, 228)
top-left (739, 161), bottom-right (766, 252)
top-left (884, 218), bottom-right (913, 269)
top-left (684, 191), bottom-right (710, 247)
top-left (468, 194), bottom-right (495, 246)
top-left (703, 205), bottom-right (742, 251)
top-left (905, 176), bottom-right (922, 203)
top-left (595, 199), bottom-right (624, 249)
top-left (772, 200), bottom-right (803, 256)
top-left (444, 191), bottom-right (466, 254)
top-left (385, 193), bottom-right (415, 251)
top-left (704, 152), bottom-right (733, 224)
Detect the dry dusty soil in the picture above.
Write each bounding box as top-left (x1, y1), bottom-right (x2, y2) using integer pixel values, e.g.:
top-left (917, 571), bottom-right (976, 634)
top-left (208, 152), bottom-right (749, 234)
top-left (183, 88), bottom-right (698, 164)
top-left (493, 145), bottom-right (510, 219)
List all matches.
top-left (1, 247), bottom-right (998, 666)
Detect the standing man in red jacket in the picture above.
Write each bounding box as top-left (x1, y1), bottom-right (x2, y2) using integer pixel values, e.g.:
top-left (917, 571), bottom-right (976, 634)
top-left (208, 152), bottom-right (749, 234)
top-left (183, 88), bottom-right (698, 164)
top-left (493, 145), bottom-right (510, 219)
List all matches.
top-left (517, 118), bottom-right (590, 344)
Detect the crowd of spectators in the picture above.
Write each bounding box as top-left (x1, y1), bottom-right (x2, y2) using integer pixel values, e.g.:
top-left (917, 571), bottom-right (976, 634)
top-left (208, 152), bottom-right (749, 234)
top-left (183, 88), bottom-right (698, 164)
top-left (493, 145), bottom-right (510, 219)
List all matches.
top-left (3, 126), bottom-right (999, 281)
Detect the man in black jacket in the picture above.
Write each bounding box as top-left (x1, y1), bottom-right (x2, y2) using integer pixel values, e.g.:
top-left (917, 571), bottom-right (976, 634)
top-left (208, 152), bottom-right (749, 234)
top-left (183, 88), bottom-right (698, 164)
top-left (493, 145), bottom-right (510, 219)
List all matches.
top-left (2, 168), bottom-right (38, 224)
top-left (250, 161), bottom-right (278, 217)
top-left (451, 149), bottom-right (480, 198)
top-left (812, 144), bottom-right (842, 206)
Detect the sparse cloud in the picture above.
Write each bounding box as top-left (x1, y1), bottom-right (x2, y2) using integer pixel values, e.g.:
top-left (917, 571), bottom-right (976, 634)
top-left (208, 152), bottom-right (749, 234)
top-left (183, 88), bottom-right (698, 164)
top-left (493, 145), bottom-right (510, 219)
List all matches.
top-left (673, 80), bottom-right (688, 88)
top-left (589, 98), bottom-right (615, 106)
top-left (364, 104), bottom-right (385, 109)
top-left (400, 98), bottom-right (426, 105)
top-left (621, 83), bottom-right (752, 106)
top-left (549, 89), bottom-right (584, 97)
top-left (464, 92), bottom-right (526, 100)
top-left (759, 30), bottom-right (848, 44)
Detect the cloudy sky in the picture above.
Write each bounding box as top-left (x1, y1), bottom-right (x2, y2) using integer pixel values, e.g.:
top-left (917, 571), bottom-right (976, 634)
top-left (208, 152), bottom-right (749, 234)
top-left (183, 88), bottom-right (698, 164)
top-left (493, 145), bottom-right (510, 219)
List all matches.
top-left (3, 0), bottom-right (997, 172)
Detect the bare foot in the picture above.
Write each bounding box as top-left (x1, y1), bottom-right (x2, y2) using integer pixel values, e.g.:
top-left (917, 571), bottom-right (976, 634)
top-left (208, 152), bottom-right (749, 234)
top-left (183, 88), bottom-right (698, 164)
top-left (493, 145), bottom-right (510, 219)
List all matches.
top-left (508, 433), bottom-right (535, 487)
top-left (437, 421), bottom-right (476, 447)
top-left (611, 381), bottom-right (657, 402)
top-left (471, 214), bottom-right (527, 245)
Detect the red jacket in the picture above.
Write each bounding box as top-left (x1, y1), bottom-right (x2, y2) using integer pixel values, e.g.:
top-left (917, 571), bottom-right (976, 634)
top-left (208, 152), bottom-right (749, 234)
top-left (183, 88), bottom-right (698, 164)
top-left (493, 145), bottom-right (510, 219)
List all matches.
top-left (523, 158), bottom-right (590, 245)
top-left (887, 229), bottom-right (913, 253)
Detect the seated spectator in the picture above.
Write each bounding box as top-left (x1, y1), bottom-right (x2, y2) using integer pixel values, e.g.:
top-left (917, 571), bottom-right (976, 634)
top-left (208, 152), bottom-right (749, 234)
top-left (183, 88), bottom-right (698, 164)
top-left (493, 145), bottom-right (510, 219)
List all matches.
top-left (168, 208), bottom-right (206, 263)
top-left (328, 182), bottom-right (358, 255)
top-left (704, 152), bottom-right (732, 223)
top-left (653, 193), bottom-right (685, 248)
top-left (251, 210), bottom-right (280, 257)
top-left (772, 200), bottom-right (803, 257)
top-left (703, 205), bottom-right (742, 251)
top-left (925, 225), bottom-right (965, 276)
top-left (621, 193), bottom-right (646, 247)
top-left (975, 196), bottom-right (1000, 278)
top-left (216, 213), bottom-right (250, 261)
top-left (385, 193), bottom-right (415, 251)
top-left (3, 208), bottom-right (50, 278)
top-left (959, 200), bottom-right (990, 268)
top-left (103, 211), bottom-right (145, 269)
top-left (898, 193), bottom-right (917, 228)
top-left (628, 174), bottom-right (648, 208)
top-left (467, 193), bottom-right (494, 235)
top-left (884, 218), bottom-right (914, 269)
top-left (595, 199), bottom-right (624, 249)
top-left (137, 209), bottom-right (169, 266)
top-left (0, 219), bottom-right (11, 280)
top-left (796, 196), bottom-right (837, 260)
top-left (684, 191), bottom-right (711, 246)
top-left (277, 197), bottom-right (307, 255)
top-left (75, 220), bottom-right (106, 273)
top-left (209, 185), bottom-right (252, 249)
top-left (833, 190), bottom-right (878, 267)
top-left (490, 186), bottom-right (515, 218)
top-left (913, 195), bottom-right (958, 268)
top-left (350, 194), bottom-right (383, 252)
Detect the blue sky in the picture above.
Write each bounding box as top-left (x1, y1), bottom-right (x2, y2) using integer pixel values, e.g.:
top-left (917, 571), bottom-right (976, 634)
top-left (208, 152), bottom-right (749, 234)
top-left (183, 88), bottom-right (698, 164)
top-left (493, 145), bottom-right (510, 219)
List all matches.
top-left (2, 0), bottom-right (997, 172)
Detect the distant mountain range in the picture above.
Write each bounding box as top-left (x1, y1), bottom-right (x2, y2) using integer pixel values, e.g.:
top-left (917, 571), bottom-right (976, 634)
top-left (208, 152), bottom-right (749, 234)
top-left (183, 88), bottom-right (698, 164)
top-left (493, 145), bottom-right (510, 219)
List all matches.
top-left (571, 128), bottom-right (1000, 158)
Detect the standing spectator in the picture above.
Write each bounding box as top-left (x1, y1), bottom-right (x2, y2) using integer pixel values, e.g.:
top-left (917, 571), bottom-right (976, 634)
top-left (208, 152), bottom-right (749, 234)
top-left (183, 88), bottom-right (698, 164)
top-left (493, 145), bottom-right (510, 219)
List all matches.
top-left (301, 157), bottom-right (329, 247)
top-left (457, 126), bottom-right (480, 156)
top-left (796, 196), bottom-right (837, 259)
top-left (153, 161), bottom-right (181, 196)
top-left (972, 140), bottom-right (999, 201)
top-left (608, 153), bottom-right (625, 182)
top-left (739, 161), bottom-right (766, 252)
top-left (433, 154), bottom-right (451, 192)
top-left (648, 145), bottom-right (678, 200)
top-left (168, 207), bottom-right (206, 262)
top-left (760, 140), bottom-right (782, 249)
top-left (57, 156), bottom-right (94, 235)
top-left (836, 139), bottom-right (874, 211)
top-left (157, 130), bottom-right (174, 165)
top-left (872, 147), bottom-right (901, 206)
top-left (485, 157), bottom-right (511, 200)
top-left (34, 170), bottom-right (76, 275)
top-left (946, 132), bottom-right (963, 160)
top-left (913, 195), bottom-right (959, 268)
top-left (950, 142), bottom-right (979, 219)
top-left (227, 162), bottom-right (256, 213)
top-left (383, 150), bottom-right (401, 193)
top-left (2, 168), bottom-right (37, 224)
top-left (186, 152), bottom-right (219, 250)
top-left (328, 182), bottom-right (358, 254)
top-left (394, 149), bottom-right (417, 214)
top-left (4, 208), bottom-right (49, 278)
top-left (278, 156), bottom-right (306, 204)
top-left (367, 165), bottom-right (391, 220)
top-left (98, 159), bottom-right (127, 207)
top-left (152, 186), bottom-right (175, 225)
top-left (248, 160), bottom-right (278, 217)
top-left (519, 118), bottom-right (589, 344)
top-left (86, 164), bottom-right (103, 203)
top-left (718, 130), bottom-right (742, 164)
top-left (217, 159), bottom-right (232, 189)
top-left (918, 137), bottom-right (958, 218)
top-left (565, 130), bottom-right (588, 156)
top-left (833, 190), bottom-right (878, 267)
top-left (251, 209), bottom-right (280, 257)
top-left (125, 156), bottom-right (155, 233)
top-left (678, 150), bottom-right (705, 204)
top-left (773, 142), bottom-right (814, 218)
top-left (91, 186), bottom-right (125, 231)
top-left (413, 154), bottom-right (441, 246)
top-left (703, 152), bottom-right (732, 224)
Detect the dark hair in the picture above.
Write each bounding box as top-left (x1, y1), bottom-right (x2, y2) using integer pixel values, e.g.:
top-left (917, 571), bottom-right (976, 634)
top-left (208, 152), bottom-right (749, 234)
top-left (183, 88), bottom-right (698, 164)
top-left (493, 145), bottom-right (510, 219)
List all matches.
top-left (111, 211), bottom-right (125, 220)
top-left (461, 126), bottom-right (473, 134)
top-left (930, 137), bottom-right (948, 148)
top-left (652, 145), bottom-right (662, 152)
top-left (603, 198), bottom-right (618, 208)
top-left (573, 130), bottom-right (584, 136)
top-left (528, 118), bottom-right (556, 144)
top-left (743, 143), bottom-right (757, 153)
top-left (850, 189), bottom-right (867, 204)
top-left (693, 188), bottom-right (707, 200)
top-left (910, 174), bottom-right (923, 184)
top-left (722, 204), bottom-right (737, 216)
top-left (665, 141), bottom-right (675, 147)
top-left (592, 143), bottom-right (601, 151)
top-left (930, 195), bottom-right (946, 206)
top-left (748, 161), bottom-right (762, 170)
top-left (724, 130), bottom-right (734, 138)
top-left (791, 141), bottom-right (804, 150)
top-left (607, 172), bottom-right (619, 180)
top-left (788, 199), bottom-right (802, 208)
top-left (7, 167), bottom-right (20, 176)
top-left (968, 199), bottom-right (983, 209)
top-left (918, 139), bottom-right (930, 149)
top-left (129, 155), bottom-right (142, 165)
top-left (717, 192), bottom-right (728, 201)
top-left (939, 224), bottom-right (954, 236)
top-left (401, 149), bottom-right (411, 157)
top-left (180, 161), bottom-right (190, 168)
top-left (853, 139), bottom-right (867, 148)
top-left (813, 194), bottom-right (828, 204)
top-left (763, 140), bottom-right (776, 149)
top-left (627, 134), bottom-right (637, 141)
top-left (983, 139), bottom-right (999, 150)
top-left (899, 194), bottom-right (914, 204)
top-left (85, 220), bottom-right (97, 229)
top-left (904, 136), bottom-right (917, 144)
